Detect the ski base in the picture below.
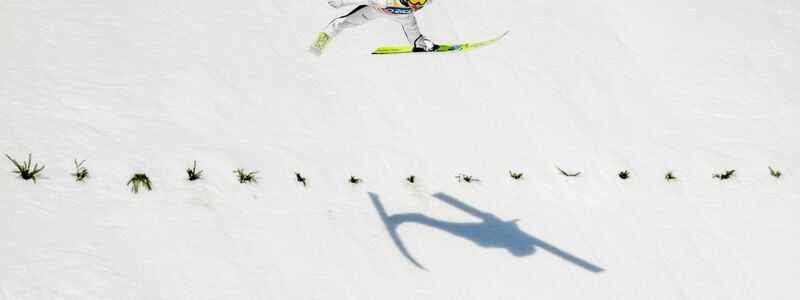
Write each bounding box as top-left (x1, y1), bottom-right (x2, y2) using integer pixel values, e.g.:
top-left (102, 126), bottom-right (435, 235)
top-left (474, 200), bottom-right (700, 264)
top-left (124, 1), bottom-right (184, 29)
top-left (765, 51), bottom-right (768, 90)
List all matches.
top-left (309, 32), bottom-right (332, 57)
top-left (372, 31), bottom-right (509, 55)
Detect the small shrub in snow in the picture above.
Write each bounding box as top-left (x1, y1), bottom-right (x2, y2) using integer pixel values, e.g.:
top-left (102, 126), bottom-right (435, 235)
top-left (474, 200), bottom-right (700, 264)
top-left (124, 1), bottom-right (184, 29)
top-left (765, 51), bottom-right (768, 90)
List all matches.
top-left (769, 166), bottom-right (782, 178)
top-left (295, 172), bottom-right (307, 186)
top-left (5, 154), bottom-right (45, 182)
top-left (127, 173), bottom-right (152, 193)
top-left (618, 170), bottom-right (630, 180)
top-left (456, 173), bottom-right (480, 183)
top-left (509, 171), bottom-right (523, 180)
top-left (72, 159), bottom-right (89, 182)
top-left (556, 166), bottom-right (580, 177)
top-left (186, 161), bottom-right (203, 181)
top-left (712, 169), bottom-right (736, 180)
top-left (406, 175), bottom-right (415, 183)
top-left (349, 176), bottom-right (362, 184)
top-left (235, 169), bottom-right (259, 184)
top-left (665, 171), bottom-right (677, 181)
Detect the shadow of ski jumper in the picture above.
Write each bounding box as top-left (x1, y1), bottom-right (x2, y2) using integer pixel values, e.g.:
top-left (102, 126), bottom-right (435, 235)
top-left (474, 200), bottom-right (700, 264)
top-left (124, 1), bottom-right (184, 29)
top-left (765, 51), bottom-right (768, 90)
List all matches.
top-left (368, 192), bottom-right (604, 273)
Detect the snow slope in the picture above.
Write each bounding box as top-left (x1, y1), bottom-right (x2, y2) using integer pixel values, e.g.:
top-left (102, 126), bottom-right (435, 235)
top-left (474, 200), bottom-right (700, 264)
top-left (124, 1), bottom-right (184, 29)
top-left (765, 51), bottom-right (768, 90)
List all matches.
top-left (2, 0), bottom-right (800, 298)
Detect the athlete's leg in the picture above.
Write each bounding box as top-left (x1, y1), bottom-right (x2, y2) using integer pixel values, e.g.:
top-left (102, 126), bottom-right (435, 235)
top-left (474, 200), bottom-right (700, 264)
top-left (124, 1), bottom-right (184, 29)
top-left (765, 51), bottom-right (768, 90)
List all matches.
top-left (312, 6), bottom-right (385, 56)
top-left (391, 14), bottom-right (424, 46)
top-left (323, 5), bottom-right (384, 37)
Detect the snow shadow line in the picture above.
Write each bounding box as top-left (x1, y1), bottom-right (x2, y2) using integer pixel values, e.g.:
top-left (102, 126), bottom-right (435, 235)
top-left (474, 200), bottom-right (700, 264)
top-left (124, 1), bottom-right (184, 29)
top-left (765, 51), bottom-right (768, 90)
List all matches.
top-left (368, 192), bottom-right (604, 273)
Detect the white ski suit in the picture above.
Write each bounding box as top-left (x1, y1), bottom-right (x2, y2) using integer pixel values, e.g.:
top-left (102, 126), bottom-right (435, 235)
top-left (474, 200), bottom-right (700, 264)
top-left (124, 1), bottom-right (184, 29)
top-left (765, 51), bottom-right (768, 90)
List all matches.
top-left (323, 0), bottom-right (435, 49)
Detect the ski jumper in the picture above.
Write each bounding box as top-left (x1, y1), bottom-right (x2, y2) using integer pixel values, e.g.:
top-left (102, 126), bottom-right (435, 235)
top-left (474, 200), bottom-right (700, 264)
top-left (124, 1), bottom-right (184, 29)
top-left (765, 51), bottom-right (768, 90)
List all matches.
top-left (323, 0), bottom-right (434, 47)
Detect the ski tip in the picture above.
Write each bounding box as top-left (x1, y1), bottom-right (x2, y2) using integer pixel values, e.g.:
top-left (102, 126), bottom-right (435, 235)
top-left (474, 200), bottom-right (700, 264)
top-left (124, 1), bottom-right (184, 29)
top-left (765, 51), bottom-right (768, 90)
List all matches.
top-left (309, 32), bottom-right (332, 57)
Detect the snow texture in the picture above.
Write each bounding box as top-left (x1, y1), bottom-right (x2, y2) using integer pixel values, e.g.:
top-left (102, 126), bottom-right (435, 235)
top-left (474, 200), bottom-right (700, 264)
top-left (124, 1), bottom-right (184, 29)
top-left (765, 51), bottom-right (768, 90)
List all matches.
top-left (1, 0), bottom-right (800, 299)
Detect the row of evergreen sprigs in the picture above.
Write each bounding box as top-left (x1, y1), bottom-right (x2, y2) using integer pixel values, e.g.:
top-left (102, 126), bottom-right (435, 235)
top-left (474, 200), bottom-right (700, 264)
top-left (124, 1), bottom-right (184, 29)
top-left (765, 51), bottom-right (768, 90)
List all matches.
top-left (4, 154), bottom-right (784, 194)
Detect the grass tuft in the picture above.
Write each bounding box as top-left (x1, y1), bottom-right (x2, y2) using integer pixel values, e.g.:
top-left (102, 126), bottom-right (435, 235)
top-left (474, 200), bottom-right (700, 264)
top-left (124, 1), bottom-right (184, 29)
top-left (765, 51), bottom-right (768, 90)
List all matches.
top-left (5, 154), bottom-right (45, 182)
top-left (127, 173), bottom-right (152, 193)
top-left (556, 166), bottom-right (580, 177)
top-left (406, 175), bottom-right (415, 183)
top-left (234, 168), bottom-right (259, 184)
top-left (349, 176), bottom-right (362, 184)
top-left (769, 166), bottom-right (782, 178)
top-left (456, 173), bottom-right (480, 183)
top-left (712, 169), bottom-right (736, 180)
top-left (295, 172), bottom-right (307, 186)
top-left (618, 170), bottom-right (630, 180)
top-left (509, 171), bottom-right (523, 180)
top-left (187, 161), bottom-right (203, 181)
top-left (665, 171), bottom-right (677, 182)
top-left (72, 159), bottom-right (89, 182)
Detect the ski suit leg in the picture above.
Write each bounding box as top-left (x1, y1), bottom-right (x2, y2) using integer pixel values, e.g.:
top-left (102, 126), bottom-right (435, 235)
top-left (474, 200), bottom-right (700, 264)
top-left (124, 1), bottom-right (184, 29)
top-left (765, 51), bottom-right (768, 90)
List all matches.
top-left (391, 14), bottom-right (424, 46)
top-left (323, 6), bottom-right (386, 37)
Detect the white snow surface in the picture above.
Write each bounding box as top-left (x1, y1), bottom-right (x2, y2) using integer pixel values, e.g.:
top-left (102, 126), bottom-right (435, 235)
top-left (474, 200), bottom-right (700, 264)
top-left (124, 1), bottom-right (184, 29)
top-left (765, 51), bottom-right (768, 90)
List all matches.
top-left (2, 0), bottom-right (800, 299)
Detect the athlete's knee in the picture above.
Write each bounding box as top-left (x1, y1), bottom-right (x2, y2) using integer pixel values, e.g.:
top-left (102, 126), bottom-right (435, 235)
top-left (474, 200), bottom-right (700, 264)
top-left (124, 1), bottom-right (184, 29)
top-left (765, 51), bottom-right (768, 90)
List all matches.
top-left (324, 17), bottom-right (351, 36)
top-left (396, 15), bottom-right (418, 27)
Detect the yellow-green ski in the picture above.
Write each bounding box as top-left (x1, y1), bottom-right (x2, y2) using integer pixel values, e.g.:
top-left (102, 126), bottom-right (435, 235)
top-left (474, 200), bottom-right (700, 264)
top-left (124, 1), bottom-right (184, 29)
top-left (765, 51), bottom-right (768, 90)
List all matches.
top-left (372, 31), bottom-right (509, 55)
top-left (309, 32), bottom-right (333, 57)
